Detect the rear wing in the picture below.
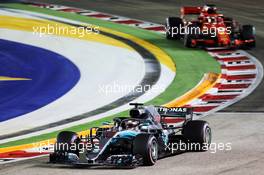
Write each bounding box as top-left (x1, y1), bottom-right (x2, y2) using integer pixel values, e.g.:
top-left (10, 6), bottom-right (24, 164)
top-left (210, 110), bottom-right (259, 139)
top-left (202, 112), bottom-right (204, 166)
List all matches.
top-left (180, 6), bottom-right (202, 18)
top-left (156, 106), bottom-right (193, 125)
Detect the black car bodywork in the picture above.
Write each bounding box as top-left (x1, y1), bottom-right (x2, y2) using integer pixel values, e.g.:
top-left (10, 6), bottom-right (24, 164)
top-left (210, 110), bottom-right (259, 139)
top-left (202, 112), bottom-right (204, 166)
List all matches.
top-left (50, 103), bottom-right (212, 168)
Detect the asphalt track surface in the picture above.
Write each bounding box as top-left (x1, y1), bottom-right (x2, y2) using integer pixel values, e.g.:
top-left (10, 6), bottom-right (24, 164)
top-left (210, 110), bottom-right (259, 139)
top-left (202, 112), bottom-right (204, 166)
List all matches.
top-left (32, 0), bottom-right (264, 112)
top-left (1, 0), bottom-right (264, 174)
top-left (1, 113), bottom-right (263, 175)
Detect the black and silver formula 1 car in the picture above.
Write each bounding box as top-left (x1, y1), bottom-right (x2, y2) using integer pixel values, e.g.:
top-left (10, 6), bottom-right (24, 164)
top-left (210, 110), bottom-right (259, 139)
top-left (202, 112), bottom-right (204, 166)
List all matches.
top-left (49, 103), bottom-right (212, 168)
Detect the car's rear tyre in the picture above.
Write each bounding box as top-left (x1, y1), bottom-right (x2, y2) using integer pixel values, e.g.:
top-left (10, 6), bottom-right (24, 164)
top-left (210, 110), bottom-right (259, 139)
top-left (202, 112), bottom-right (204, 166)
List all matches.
top-left (133, 134), bottom-right (158, 166)
top-left (50, 131), bottom-right (79, 163)
top-left (165, 17), bottom-right (183, 40)
top-left (240, 25), bottom-right (256, 48)
top-left (182, 120), bottom-right (212, 151)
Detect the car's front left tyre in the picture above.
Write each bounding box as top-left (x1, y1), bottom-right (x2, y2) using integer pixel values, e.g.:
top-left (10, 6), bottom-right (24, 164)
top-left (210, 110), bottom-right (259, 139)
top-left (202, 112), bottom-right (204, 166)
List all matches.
top-left (165, 17), bottom-right (184, 40)
top-left (133, 134), bottom-right (158, 166)
top-left (55, 131), bottom-right (80, 154)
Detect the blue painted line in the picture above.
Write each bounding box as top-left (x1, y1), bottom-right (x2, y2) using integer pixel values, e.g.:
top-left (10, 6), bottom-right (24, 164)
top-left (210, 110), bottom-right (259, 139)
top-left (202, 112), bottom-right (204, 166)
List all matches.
top-left (0, 39), bottom-right (80, 122)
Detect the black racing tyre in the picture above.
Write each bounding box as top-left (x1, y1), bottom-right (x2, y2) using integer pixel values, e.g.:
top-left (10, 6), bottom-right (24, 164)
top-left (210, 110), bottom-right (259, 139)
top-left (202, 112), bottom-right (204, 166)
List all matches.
top-left (55, 131), bottom-right (79, 153)
top-left (184, 33), bottom-right (194, 48)
top-left (165, 17), bottom-right (183, 40)
top-left (183, 24), bottom-right (200, 48)
top-left (182, 120), bottom-right (212, 151)
top-left (241, 25), bottom-right (255, 40)
top-left (133, 134), bottom-right (158, 166)
top-left (240, 25), bottom-right (256, 48)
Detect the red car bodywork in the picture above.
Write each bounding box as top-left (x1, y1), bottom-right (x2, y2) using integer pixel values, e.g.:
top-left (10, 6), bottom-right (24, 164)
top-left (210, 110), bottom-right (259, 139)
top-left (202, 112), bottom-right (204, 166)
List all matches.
top-left (179, 5), bottom-right (255, 48)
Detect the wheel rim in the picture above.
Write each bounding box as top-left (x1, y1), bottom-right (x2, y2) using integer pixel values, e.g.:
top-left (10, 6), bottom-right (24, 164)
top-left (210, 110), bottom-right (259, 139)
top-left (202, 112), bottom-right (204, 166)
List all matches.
top-left (150, 139), bottom-right (158, 162)
top-left (204, 127), bottom-right (212, 145)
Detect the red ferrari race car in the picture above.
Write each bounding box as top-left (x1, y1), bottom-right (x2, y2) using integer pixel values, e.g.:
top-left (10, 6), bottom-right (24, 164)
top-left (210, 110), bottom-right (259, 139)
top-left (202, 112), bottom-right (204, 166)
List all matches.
top-left (165, 4), bottom-right (256, 49)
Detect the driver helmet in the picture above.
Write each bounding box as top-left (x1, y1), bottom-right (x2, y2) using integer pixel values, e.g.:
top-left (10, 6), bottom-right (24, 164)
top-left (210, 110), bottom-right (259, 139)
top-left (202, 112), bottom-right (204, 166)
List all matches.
top-left (126, 120), bottom-right (139, 129)
top-left (203, 4), bottom-right (217, 14)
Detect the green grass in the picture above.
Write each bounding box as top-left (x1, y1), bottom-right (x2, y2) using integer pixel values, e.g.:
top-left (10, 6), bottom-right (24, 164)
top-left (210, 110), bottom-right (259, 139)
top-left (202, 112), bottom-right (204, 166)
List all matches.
top-left (0, 3), bottom-right (220, 148)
